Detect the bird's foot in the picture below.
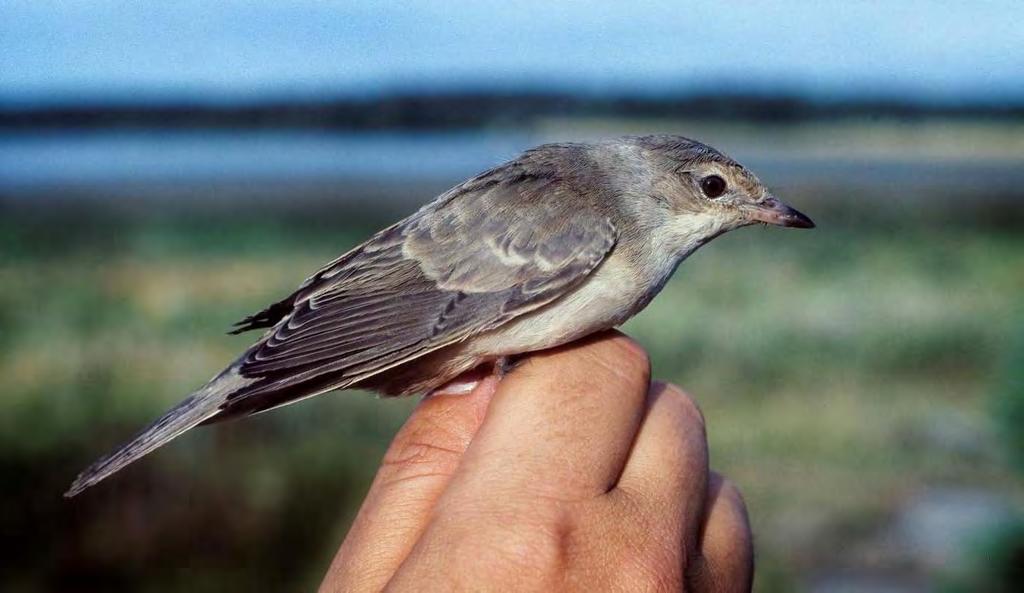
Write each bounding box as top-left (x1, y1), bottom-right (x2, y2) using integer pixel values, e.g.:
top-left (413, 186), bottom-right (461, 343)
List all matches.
top-left (494, 356), bottom-right (523, 377)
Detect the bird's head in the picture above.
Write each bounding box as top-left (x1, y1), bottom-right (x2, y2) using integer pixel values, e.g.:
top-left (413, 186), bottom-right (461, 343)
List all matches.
top-left (634, 135), bottom-right (814, 240)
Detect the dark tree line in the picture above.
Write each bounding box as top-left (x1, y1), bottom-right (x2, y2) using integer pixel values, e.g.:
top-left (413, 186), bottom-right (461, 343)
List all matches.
top-left (2, 90), bottom-right (1022, 130)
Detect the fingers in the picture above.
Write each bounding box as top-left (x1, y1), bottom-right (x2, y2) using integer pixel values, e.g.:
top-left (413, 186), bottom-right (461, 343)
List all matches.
top-left (448, 330), bottom-right (652, 501)
top-left (612, 382), bottom-right (709, 549)
top-left (612, 384), bottom-right (753, 592)
top-left (324, 333), bottom-right (755, 593)
top-left (319, 375), bottom-right (499, 593)
top-left (687, 474), bottom-right (755, 593)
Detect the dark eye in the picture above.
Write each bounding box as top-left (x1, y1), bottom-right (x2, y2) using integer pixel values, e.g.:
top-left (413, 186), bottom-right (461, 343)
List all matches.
top-left (700, 175), bottom-right (727, 198)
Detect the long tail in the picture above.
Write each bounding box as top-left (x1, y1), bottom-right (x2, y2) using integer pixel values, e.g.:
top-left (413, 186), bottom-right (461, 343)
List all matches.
top-left (64, 367), bottom-right (257, 498)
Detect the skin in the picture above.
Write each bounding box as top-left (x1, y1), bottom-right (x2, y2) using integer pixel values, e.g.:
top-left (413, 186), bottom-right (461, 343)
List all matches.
top-left (320, 330), bottom-right (753, 593)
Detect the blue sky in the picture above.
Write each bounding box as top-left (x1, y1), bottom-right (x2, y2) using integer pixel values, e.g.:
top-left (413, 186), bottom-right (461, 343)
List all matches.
top-left (2, 0), bottom-right (1023, 104)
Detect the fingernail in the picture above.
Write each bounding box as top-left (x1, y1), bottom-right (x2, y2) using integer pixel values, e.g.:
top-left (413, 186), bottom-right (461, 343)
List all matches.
top-left (424, 377), bottom-right (483, 399)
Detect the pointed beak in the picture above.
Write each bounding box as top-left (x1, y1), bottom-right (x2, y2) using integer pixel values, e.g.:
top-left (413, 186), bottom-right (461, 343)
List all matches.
top-left (745, 195), bottom-right (815, 229)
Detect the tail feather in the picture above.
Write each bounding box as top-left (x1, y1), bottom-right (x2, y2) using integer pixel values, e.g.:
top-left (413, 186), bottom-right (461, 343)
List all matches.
top-left (64, 368), bottom-right (256, 498)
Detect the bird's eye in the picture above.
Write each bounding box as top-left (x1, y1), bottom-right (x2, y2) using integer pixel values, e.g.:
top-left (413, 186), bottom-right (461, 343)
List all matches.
top-left (700, 175), bottom-right (727, 198)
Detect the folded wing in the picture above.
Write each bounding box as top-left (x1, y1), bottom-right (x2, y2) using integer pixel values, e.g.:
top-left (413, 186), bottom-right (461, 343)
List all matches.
top-left (66, 152), bottom-right (619, 497)
top-left (218, 170), bottom-right (618, 417)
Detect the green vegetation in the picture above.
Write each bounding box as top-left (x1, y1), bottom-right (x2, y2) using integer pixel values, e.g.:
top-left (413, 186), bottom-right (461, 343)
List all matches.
top-left (1, 181), bottom-right (1022, 591)
top-left (992, 329), bottom-right (1024, 475)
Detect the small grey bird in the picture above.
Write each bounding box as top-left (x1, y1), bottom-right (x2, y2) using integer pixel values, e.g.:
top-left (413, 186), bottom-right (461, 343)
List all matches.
top-left (66, 134), bottom-right (813, 497)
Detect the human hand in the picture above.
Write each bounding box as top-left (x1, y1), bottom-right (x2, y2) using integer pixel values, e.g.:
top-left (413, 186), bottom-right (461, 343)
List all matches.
top-left (320, 331), bottom-right (753, 592)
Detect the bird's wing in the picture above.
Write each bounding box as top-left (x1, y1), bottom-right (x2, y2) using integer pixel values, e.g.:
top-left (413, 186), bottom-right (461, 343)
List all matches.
top-left (225, 174), bottom-right (618, 410)
top-left (64, 167), bottom-right (617, 497)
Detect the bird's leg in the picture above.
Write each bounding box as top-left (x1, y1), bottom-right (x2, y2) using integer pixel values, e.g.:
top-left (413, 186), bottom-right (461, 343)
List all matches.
top-left (494, 355), bottom-right (523, 377)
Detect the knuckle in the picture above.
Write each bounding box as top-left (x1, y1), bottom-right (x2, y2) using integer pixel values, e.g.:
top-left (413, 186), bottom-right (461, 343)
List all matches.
top-left (717, 478), bottom-right (745, 508)
top-left (609, 334), bottom-right (652, 377)
top-left (589, 334), bottom-right (651, 390)
top-left (524, 331), bottom-right (652, 397)
top-left (715, 478), bottom-right (751, 525)
top-left (380, 435), bottom-right (462, 479)
top-left (576, 497), bottom-right (683, 591)
top-left (656, 383), bottom-right (706, 434)
top-left (614, 552), bottom-right (683, 592)
top-left (442, 506), bottom-right (574, 584)
top-left (683, 553), bottom-right (713, 590)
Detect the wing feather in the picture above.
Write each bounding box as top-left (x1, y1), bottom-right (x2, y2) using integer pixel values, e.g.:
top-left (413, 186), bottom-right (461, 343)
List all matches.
top-left (221, 162), bottom-right (617, 413)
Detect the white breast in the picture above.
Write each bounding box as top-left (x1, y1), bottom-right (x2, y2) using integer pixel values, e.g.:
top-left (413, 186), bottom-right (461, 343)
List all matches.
top-left (467, 210), bottom-right (727, 358)
top-left (467, 254), bottom-right (650, 356)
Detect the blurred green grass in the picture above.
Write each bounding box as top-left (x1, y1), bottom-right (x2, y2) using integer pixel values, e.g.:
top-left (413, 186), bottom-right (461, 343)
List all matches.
top-left (1, 186), bottom-right (1022, 592)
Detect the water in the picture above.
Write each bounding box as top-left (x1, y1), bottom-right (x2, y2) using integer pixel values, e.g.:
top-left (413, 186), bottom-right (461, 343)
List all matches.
top-left (0, 130), bottom-right (536, 189)
top-left (2, 129), bottom-right (1023, 198)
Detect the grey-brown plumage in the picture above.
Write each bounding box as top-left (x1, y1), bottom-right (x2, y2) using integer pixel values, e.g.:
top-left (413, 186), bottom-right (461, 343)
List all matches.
top-left (66, 135), bottom-right (813, 497)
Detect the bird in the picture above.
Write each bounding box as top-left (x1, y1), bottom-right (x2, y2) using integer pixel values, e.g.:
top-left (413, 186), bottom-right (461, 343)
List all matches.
top-left (65, 134), bottom-right (814, 497)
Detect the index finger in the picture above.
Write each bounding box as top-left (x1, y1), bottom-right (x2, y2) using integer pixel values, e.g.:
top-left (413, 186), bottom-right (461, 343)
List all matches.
top-left (320, 375), bottom-right (500, 592)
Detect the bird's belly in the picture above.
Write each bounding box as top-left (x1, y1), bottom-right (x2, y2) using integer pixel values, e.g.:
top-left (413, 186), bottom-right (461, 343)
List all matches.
top-left (468, 256), bottom-right (644, 356)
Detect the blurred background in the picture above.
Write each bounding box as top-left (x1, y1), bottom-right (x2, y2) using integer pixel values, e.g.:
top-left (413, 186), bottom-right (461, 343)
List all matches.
top-left (2, 1), bottom-right (1023, 591)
